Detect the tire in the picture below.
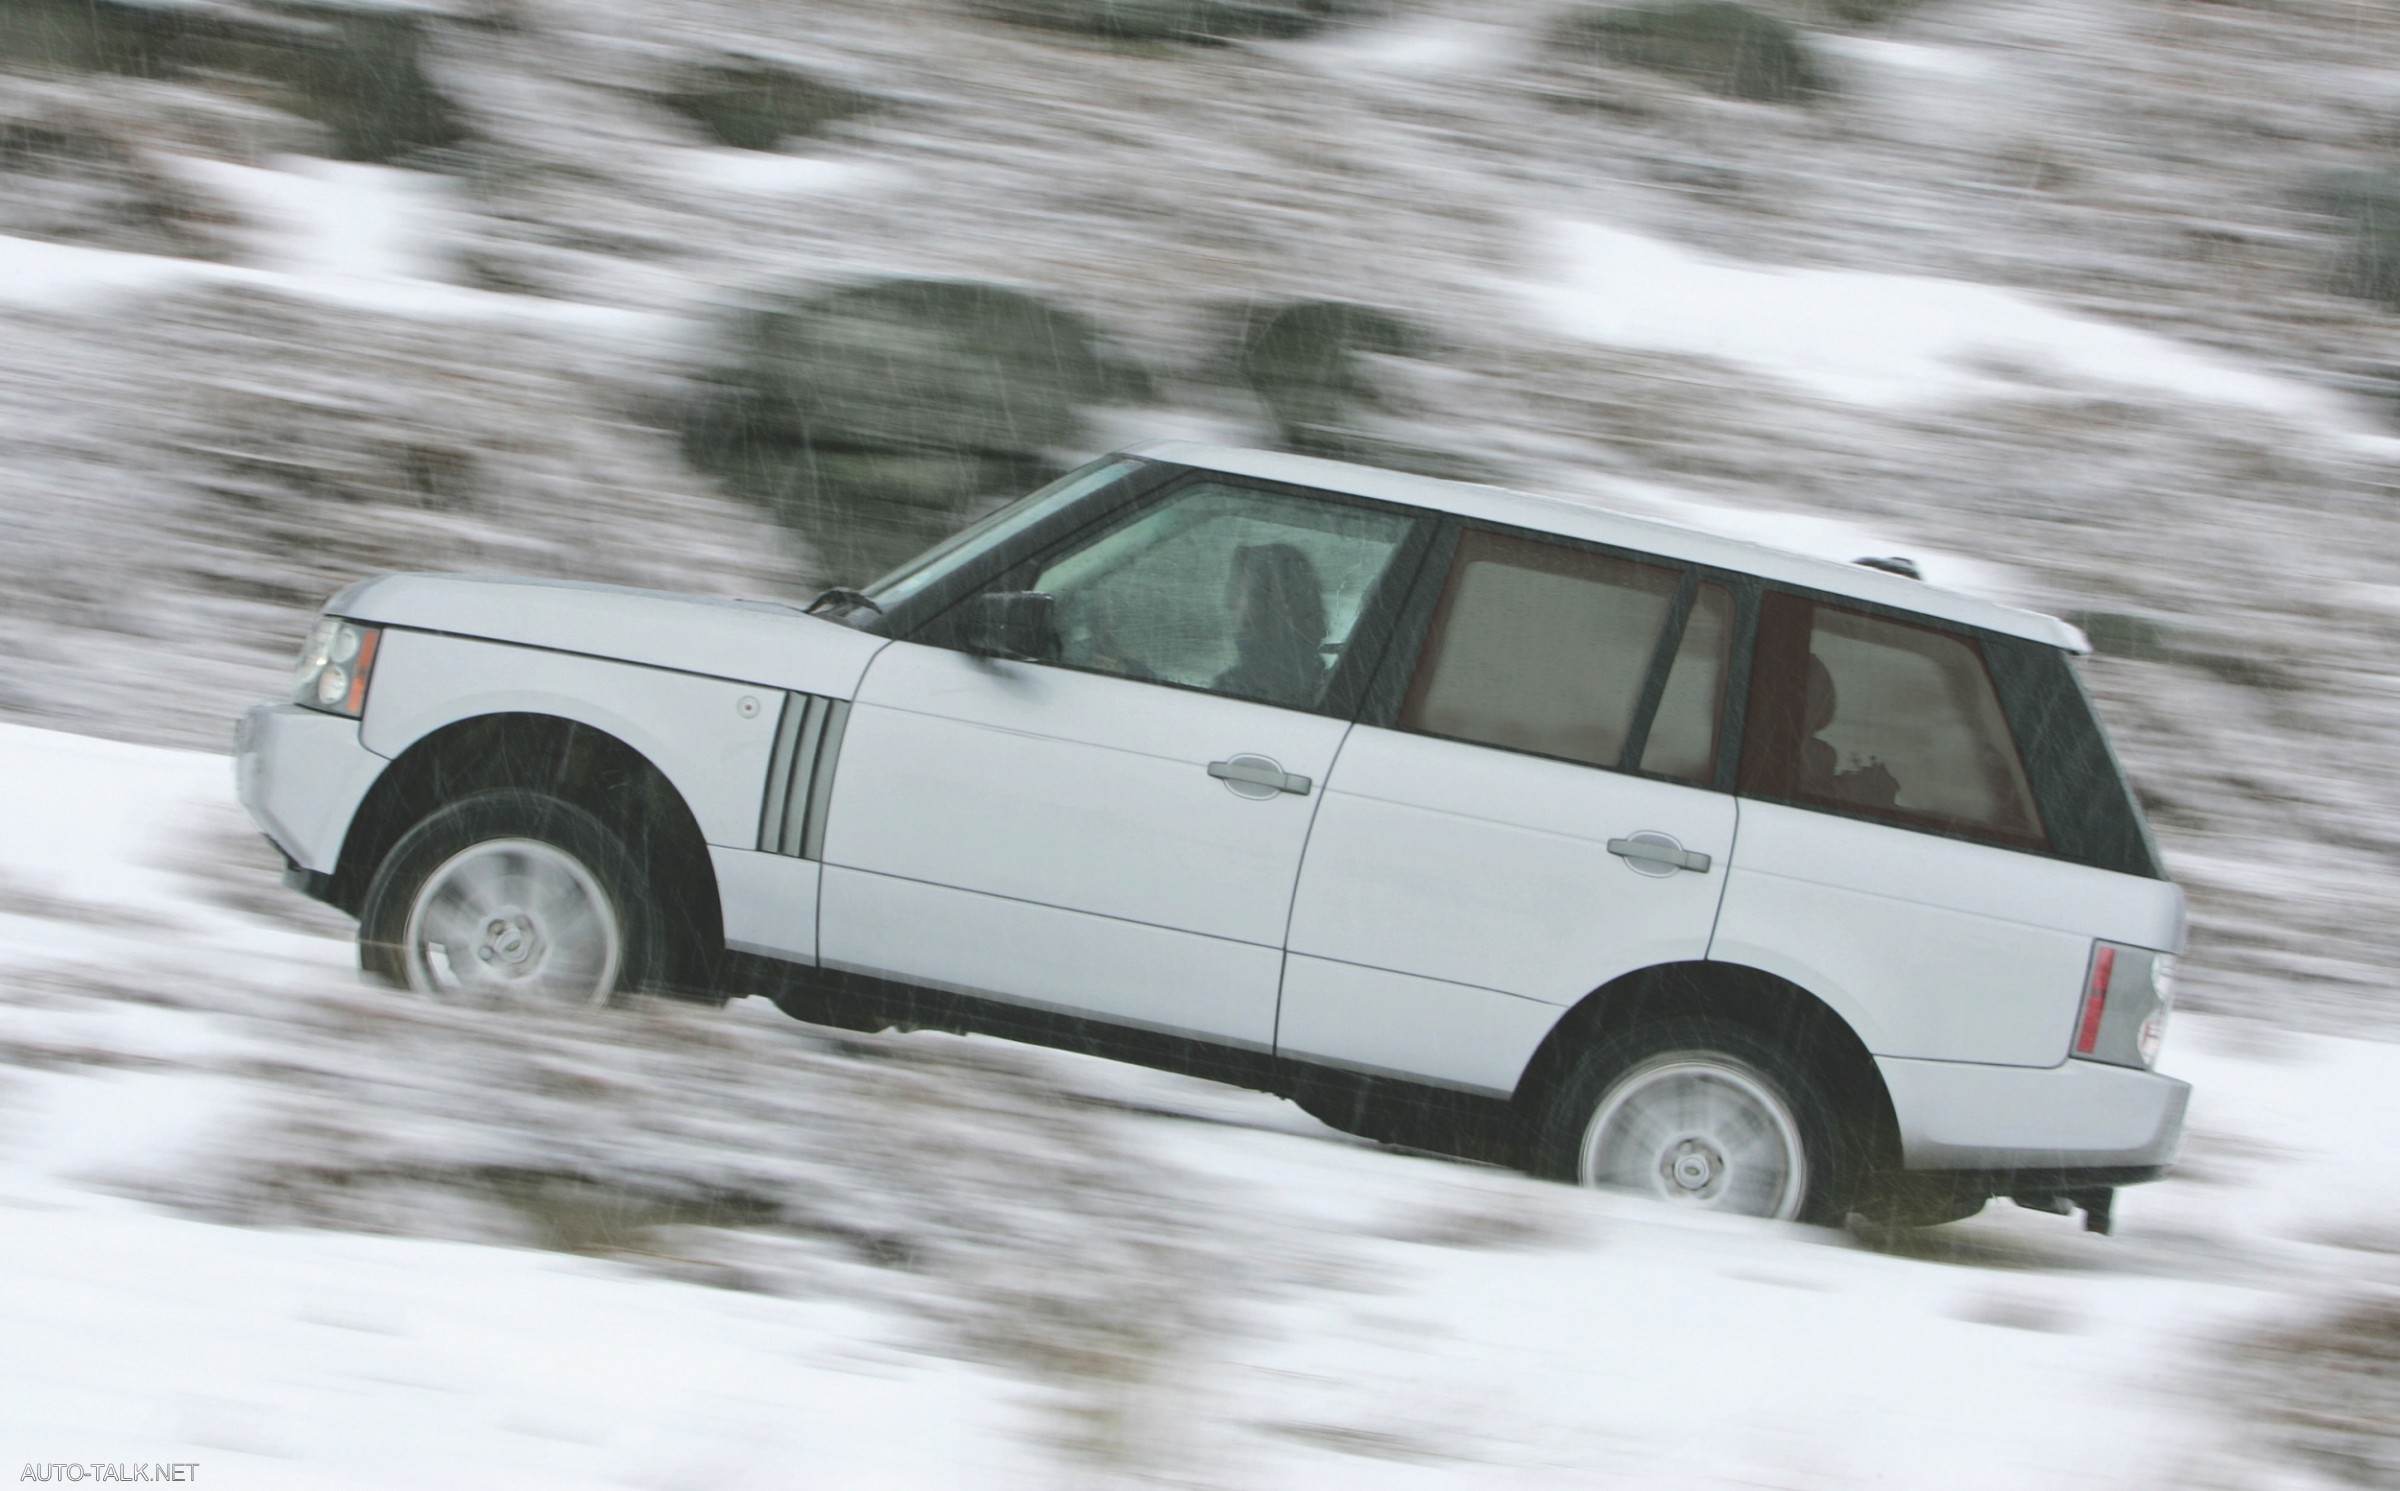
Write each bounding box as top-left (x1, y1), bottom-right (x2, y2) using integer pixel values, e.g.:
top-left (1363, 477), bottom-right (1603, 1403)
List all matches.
top-left (1530, 1019), bottom-right (1851, 1224)
top-left (358, 789), bottom-right (659, 1009)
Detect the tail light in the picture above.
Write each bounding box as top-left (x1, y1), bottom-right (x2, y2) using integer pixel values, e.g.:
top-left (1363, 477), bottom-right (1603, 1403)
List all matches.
top-left (2074, 945), bottom-right (2116, 1056)
top-left (2072, 941), bottom-right (2175, 1070)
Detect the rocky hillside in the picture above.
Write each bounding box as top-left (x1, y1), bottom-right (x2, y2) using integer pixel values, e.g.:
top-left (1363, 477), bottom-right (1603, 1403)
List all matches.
top-left (2, 0), bottom-right (2395, 1030)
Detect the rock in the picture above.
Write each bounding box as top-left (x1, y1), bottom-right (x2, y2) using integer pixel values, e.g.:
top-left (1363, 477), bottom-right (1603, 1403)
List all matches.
top-left (738, 280), bottom-right (1124, 455)
top-left (1225, 300), bottom-right (1490, 479)
top-left (970, 0), bottom-right (1340, 44)
top-left (0, 98), bottom-right (236, 258)
top-left (1808, 0), bottom-right (1918, 24)
top-left (0, 0), bottom-right (468, 166)
top-left (2307, 169), bottom-right (2400, 309)
top-left (0, 0), bottom-right (234, 78)
top-left (1231, 299), bottom-right (1426, 446)
top-left (684, 281), bottom-right (1138, 580)
top-left (655, 60), bottom-right (878, 152)
top-left (1551, 2), bottom-right (1825, 104)
top-left (239, 5), bottom-right (469, 164)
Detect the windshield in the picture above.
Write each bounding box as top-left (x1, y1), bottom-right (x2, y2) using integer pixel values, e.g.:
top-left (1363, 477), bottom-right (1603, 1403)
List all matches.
top-left (862, 457), bottom-right (1150, 613)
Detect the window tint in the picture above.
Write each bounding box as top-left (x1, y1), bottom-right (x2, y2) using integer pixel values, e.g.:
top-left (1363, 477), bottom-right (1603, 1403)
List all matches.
top-left (1639, 582), bottom-right (1733, 784)
top-left (1983, 639), bottom-right (2163, 878)
top-left (1400, 532), bottom-right (1680, 768)
top-left (1025, 481), bottom-right (1416, 712)
top-left (1741, 592), bottom-right (2046, 847)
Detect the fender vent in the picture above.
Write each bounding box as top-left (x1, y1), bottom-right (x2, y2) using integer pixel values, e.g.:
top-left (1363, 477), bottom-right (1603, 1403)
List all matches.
top-left (757, 693), bottom-right (850, 859)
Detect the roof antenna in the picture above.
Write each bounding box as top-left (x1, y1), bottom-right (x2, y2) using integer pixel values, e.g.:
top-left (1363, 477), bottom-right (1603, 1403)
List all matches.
top-left (1853, 556), bottom-right (1922, 580)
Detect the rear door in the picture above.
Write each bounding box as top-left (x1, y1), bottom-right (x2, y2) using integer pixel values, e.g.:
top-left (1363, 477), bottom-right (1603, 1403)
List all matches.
top-left (818, 476), bottom-right (1431, 1050)
top-left (1280, 528), bottom-right (1742, 1095)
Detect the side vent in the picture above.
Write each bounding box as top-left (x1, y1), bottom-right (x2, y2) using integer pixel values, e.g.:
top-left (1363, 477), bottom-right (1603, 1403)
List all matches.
top-left (756, 693), bottom-right (851, 859)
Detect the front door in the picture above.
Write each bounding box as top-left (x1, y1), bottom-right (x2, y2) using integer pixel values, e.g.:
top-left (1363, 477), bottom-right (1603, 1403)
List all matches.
top-left (817, 476), bottom-right (1429, 1050)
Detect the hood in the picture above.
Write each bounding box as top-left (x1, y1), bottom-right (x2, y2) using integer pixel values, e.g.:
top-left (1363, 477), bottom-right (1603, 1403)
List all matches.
top-left (328, 573), bottom-right (891, 700)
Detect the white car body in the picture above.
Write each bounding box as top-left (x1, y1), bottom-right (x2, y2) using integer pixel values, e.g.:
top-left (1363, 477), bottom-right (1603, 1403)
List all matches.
top-left (237, 442), bottom-right (2189, 1225)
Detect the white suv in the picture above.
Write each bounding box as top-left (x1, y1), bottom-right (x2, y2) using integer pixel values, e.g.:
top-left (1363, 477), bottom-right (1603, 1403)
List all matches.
top-left (236, 442), bottom-right (2187, 1230)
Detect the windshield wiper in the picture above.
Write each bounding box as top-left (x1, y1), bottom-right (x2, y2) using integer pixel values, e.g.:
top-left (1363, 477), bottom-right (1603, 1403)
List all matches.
top-left (806, 586), bottom-right (885, 618)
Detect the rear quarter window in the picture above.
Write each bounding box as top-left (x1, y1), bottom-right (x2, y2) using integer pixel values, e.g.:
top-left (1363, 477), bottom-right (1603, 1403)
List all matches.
top-left (1740, 590), bottom-right (2049, 851)
top-left (1981, 636), bottom-right (2165, 879)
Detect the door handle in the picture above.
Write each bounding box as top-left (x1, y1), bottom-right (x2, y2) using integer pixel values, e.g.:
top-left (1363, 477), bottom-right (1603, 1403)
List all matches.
top-left (1208, 757), bottom-right (1312, 797)
top-left (1608, 835), bottom-right (1712, 874)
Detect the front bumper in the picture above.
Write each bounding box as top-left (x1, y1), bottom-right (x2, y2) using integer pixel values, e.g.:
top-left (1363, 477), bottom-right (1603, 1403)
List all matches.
top-left (1877, 1052), bottom-right (2190, 1174)
top-left (233, 702), bottom-right (389, 876)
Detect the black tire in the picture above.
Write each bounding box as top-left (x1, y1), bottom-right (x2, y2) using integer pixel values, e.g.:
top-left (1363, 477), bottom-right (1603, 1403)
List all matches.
top-left (358, 789), bottom-right (659, 1007)
top-left (1528, 1018), bottom-right (1854, 1225)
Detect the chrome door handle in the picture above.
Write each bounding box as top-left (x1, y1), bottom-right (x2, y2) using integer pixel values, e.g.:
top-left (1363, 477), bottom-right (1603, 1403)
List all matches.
top-left (1208, 757), bottom-right (1312, 796)
top-left (1608, 835), bottom-right (1712, 874)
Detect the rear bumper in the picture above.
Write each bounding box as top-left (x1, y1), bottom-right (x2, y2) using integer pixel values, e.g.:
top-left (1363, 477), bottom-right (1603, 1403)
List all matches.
top-left (1877, 1052), bottom-right (2189, 1175)
top-left (233, 703), bottom-right (388, 876)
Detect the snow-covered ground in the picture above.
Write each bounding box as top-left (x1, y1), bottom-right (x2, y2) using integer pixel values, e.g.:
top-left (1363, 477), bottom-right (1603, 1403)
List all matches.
top-left (4, 722), bottom-right (2395, 1487)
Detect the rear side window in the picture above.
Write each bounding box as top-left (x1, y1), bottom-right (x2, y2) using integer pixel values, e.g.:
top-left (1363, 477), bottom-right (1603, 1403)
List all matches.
top-left (1400, 531), bottom-right (1681, 769)
top-left (1741, 591), bottom-right (2047, 850)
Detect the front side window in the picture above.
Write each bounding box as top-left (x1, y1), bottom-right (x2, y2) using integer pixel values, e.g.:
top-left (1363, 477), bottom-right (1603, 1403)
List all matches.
top-left (1014, 480), bottom-right (1418, 712)
top-left (864, 457), bottom-right (1149, 613)
top-left (1399, 532), bottom-right (1684, 769)
top-left (1741, 591), bottom-right (2046, 847)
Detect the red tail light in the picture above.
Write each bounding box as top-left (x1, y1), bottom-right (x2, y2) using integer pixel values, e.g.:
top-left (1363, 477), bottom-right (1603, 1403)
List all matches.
top-left (2074, 945), bottom-right (2116, 1056)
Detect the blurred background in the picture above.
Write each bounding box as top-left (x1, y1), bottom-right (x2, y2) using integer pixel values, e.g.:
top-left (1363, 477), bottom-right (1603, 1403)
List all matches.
top-left (5, 0), bottom-right (2398, 1032)
top-left (2, 0), bottom-right (2399, 1482)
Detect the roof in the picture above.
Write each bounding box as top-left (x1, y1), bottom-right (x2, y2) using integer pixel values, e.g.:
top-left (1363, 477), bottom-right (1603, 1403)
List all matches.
top-left (1128, 440), bottom-right (2086, 651)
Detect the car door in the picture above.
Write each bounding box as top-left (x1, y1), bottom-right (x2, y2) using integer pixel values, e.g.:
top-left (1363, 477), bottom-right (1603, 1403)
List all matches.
top-left (1280, 528), bottom-right (1742, 1095)
top-left (816, 476), bottom-right (1431, 1050)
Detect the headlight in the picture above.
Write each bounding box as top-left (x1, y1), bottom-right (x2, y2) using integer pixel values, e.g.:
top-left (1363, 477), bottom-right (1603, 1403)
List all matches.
top-left (293, 617), bottom-right (382, 718)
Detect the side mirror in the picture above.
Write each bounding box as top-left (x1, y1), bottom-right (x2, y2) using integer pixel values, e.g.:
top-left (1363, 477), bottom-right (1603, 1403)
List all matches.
top-left (963, 591), bottom-right (1059, 662)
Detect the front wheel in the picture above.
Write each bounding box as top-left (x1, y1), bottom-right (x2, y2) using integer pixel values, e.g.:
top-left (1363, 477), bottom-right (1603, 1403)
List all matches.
top-left (1531, 1021), bottom-right (1847, 1224)
top-left (360, 790), bottom-right (657, 1009)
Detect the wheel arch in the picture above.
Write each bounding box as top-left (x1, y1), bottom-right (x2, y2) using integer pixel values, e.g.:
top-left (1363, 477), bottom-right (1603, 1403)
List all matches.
top-left (1512, 960), bottom-right (1902, 1175)
top-left (332, 712), bottom-right (725, 993)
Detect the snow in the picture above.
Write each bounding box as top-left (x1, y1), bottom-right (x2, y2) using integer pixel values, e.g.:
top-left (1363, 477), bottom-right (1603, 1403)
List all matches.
top-left (2, 1198), bottom-right (1041, 1490)
top-left (0, 160), bottom-right (674, 346)
top-left (1816, 37), bottom-right (2003, 84)
top-left (4, 719), bottom-right (2398, 1486)
top-left (676, 150), bottom-right (891, 197)
top-left (183, 158), bottom-right (460, 285)
top-left (0, 233), bottom-right (196, 311)
top-left (1272, 14), bottom-right (1520, 77)
top-left (1524, 220), bottom-right (2363, 430)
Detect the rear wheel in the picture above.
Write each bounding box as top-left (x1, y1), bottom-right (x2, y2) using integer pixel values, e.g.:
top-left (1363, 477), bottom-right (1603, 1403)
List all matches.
top-left (1532, 1021), bottom-right (1849, 1224)
top-left (360, 790), bottom-right (657, 1009)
